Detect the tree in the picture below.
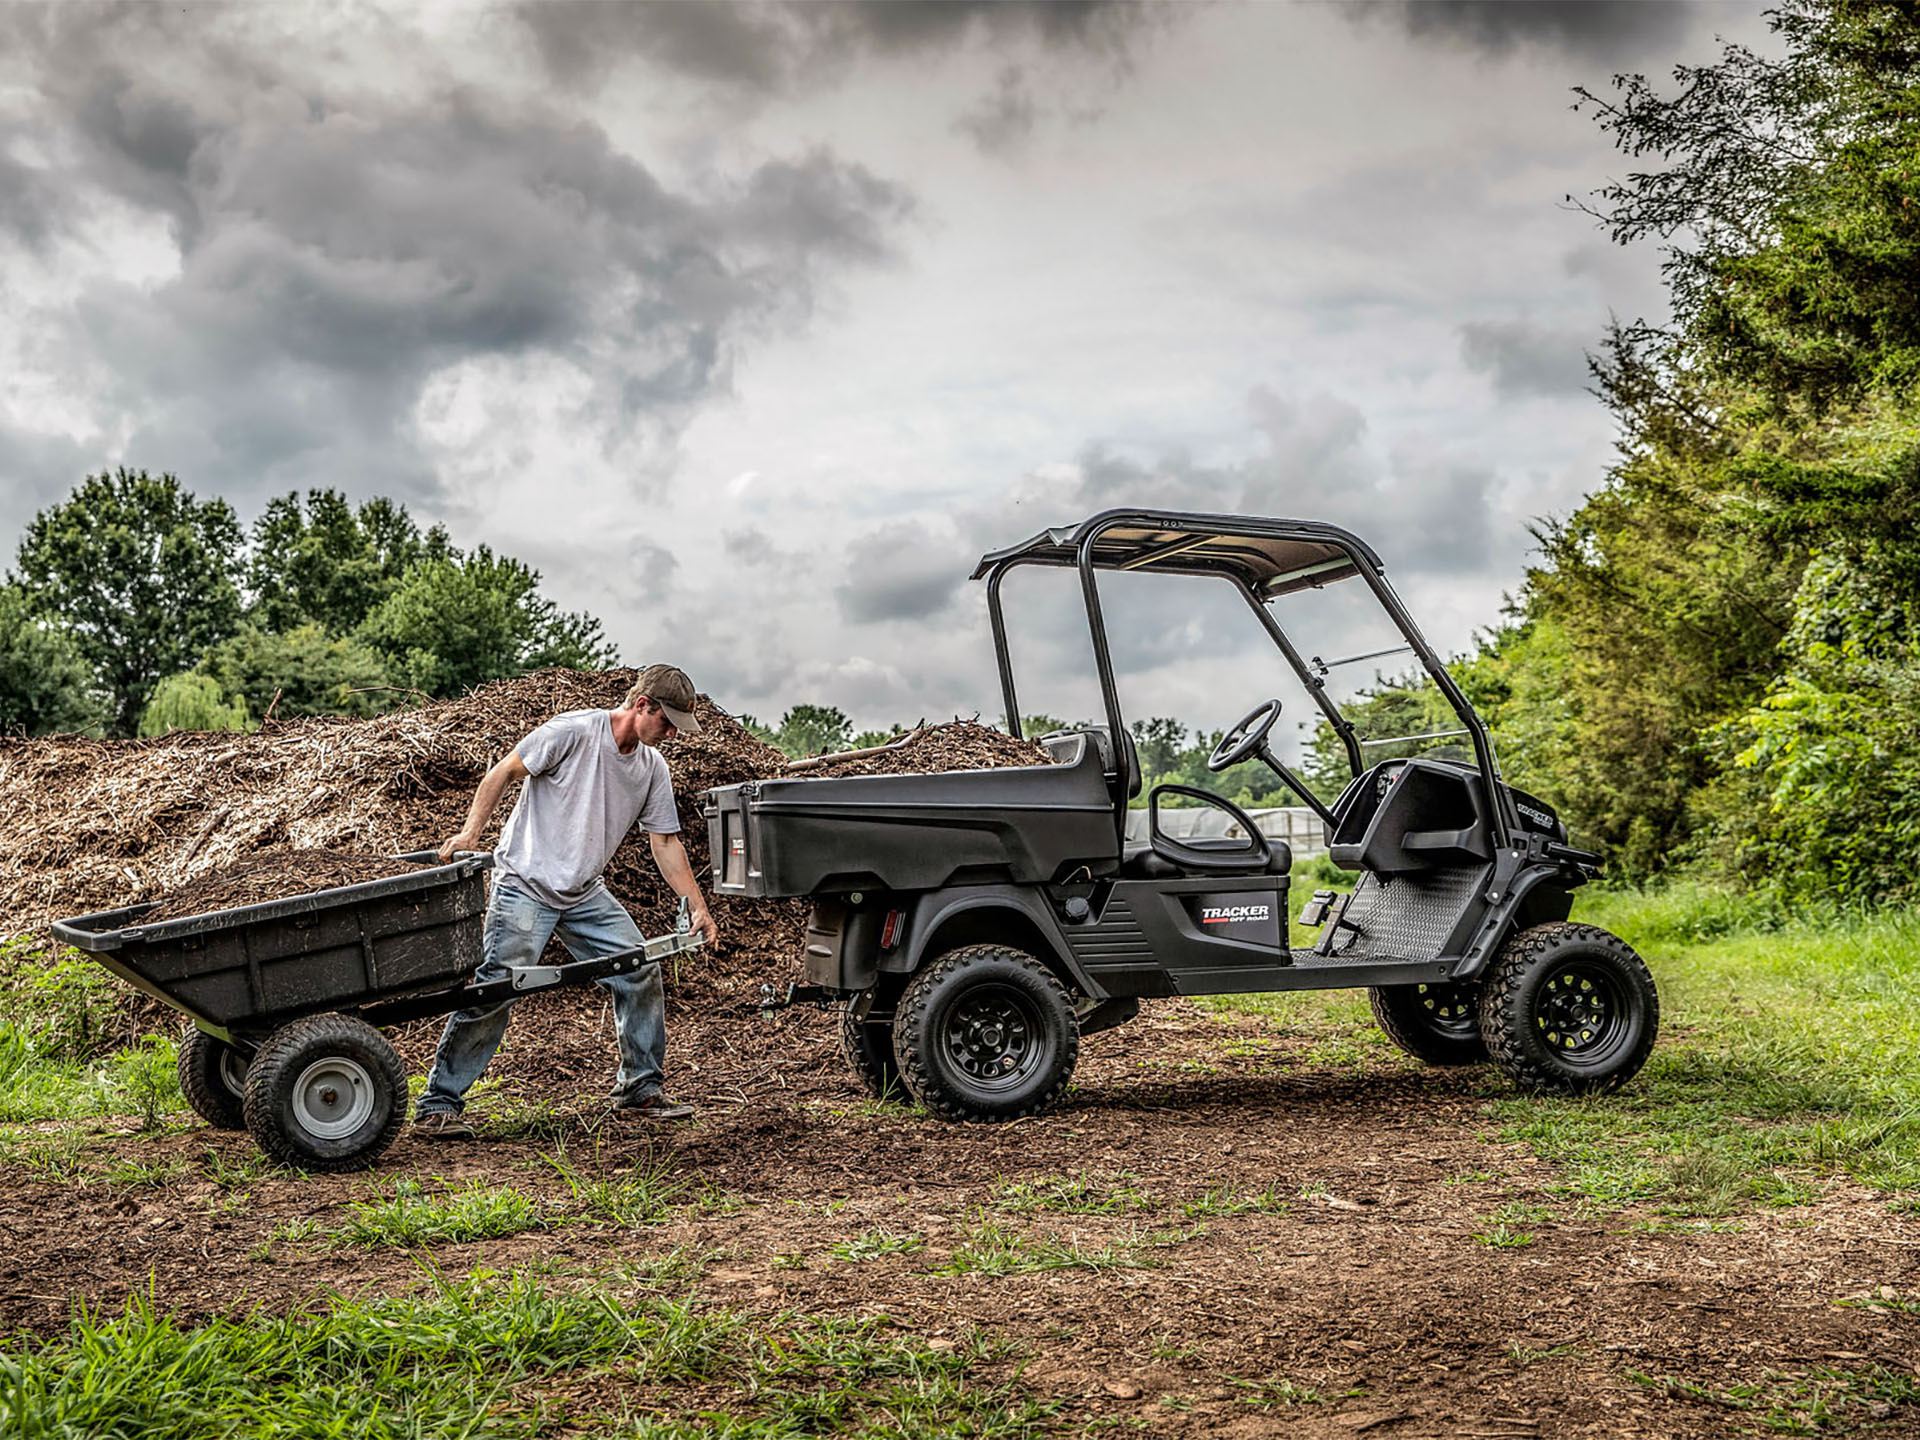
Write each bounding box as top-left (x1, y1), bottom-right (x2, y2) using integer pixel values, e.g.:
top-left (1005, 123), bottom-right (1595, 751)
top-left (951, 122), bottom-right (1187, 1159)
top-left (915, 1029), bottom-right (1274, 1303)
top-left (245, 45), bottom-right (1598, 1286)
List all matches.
top-left (356, 546), bottom-right (616, 697)
top-left (772, 704), bottom-right (853, 758)
top-left (199, 624), bottom-right (400, 721)
top-left (246, 489), bottom-right (442, 634)
top-left (1522, 1), bottom-right (1920, 883)
top-left (12, 470), bottom-right (244, 736)
top-left (1129, 717), bottom-right (1187, 780)
top-left (139, 672), bottom-right (249, 737)
top-left (0, 584), bottom-right (104, 735)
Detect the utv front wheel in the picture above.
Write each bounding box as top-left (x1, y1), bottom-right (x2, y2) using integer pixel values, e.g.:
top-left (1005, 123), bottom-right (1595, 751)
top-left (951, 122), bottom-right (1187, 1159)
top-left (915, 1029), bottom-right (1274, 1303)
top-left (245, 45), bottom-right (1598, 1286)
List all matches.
top-left (1480, 923), bottom-right (1658, 1095)
top-left (840, 1001), bottom-right (904, 1100)
top-left (1369, 982), bottom-right (1488, 1066)
top-left (893, 945), bottom-right (1078, 1122)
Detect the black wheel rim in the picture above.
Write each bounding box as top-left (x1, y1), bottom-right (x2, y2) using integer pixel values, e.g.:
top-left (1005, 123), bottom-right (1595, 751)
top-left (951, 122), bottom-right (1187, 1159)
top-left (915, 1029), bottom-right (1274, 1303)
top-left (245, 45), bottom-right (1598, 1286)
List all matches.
top-left (940, 983), bottom-right (1044, 1093)
top-left (1415, 983), bottom-right (1479, 1041)
top-left (1533, 960), bottom-right (1633, 1072)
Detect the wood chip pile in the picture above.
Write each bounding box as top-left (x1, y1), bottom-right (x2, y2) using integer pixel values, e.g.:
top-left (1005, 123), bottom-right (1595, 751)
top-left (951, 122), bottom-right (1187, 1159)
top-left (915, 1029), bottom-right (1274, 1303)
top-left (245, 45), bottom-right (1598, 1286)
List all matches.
top-left (141, 849), bottom-right (422, 923)
top-left (1, 669), bottom-right (1051, 1014)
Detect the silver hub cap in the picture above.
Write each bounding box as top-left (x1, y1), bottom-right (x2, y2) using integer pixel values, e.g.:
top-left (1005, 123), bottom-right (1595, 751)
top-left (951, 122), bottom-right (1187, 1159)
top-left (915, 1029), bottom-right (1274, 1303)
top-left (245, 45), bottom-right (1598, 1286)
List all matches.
top-left (218, 1048), bottom-right (250, 1097)
top-left (292, 1056), bottom-right (375, 1139)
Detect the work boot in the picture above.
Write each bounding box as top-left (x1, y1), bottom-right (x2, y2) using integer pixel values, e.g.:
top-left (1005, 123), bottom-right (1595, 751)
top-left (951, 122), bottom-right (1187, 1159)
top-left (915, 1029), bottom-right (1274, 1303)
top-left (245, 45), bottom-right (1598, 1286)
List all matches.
top-left (414, 1110), bottom-right (476, 1140)
top-left (608, 1093), bottom-right (695, 1122)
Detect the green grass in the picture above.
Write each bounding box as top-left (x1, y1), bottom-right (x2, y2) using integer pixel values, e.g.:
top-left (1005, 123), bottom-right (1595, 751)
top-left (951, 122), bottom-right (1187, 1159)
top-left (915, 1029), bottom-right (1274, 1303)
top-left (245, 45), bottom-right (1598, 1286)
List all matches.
top-left (1231, 1376), bottom-right (1325, 1407)
top-left (337, 1178), bottom-right (548, 1249)
top-left (0, 1025), bottom-right (185, 1128)
top-left (542, 1149), bottom-right (688, 1228)
top-left (1629, 1364), bottom-right (1919, 1434)
top-left (1210, 877), bottom-right (1920, 1217)
top-left (933, 1220), bottom-right (1192, 1277)
top-left (0, 1269), bottom-right (1054, 1440)
top-left (993, 1172), bottom-right (1156, 1215)
top-left (1472, 1223), bottom-right (1536, 1249)
top-left (1490, 883), bottom-right (1920, 1215)
top-left (1180, 1184), bottom-right (1290, 1219)
top-left (830, 1228), bottom-right (927, 1263)
top-left (320, 1154), bottom-right (708, 1251)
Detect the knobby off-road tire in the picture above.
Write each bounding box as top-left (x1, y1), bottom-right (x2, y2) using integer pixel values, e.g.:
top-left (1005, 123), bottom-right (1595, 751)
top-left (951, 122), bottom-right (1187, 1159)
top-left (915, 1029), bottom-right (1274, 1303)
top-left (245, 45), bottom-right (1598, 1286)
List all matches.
top-left (840, 1002), bottom-right (905, 1101)
top-left (1368, 982), bottom-right (1489, 1066)
top-left (1480, 922), bottom-right (1658, 1095)
top-left (893, 944), bottom-right (1079, 1123)
top-left (177, 1025), bottom-right (251, 1130)
top-left (242, 1012), bottom-right (406, 1172)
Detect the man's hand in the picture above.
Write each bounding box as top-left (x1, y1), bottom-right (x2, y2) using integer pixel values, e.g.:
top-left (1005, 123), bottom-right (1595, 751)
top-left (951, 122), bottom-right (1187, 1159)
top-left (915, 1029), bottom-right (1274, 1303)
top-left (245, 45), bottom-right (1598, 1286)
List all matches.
top-left (688, 903), bottom-right (720, 950)
top-left (438, 828), bottom-right (481, 863)
top-left (649, 830), bottom-right (719, 951)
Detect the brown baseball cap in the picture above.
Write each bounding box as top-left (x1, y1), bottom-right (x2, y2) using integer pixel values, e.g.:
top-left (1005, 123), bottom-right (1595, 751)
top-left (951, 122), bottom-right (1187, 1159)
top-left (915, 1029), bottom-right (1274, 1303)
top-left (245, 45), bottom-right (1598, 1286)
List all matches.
top-left (634, 663), bottom-right (702, 735)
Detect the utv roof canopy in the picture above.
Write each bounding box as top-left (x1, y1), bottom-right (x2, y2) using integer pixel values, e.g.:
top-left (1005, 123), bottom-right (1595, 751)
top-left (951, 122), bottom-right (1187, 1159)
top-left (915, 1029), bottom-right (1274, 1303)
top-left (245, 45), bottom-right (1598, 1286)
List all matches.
top-left (970, 510), bottom-right (1383, 596)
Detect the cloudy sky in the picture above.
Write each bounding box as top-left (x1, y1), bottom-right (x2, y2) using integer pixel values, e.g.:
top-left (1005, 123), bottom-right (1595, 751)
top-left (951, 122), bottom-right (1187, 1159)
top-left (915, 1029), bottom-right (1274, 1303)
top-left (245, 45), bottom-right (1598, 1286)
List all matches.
top-left (0, 1), bottom-right (1774, 747)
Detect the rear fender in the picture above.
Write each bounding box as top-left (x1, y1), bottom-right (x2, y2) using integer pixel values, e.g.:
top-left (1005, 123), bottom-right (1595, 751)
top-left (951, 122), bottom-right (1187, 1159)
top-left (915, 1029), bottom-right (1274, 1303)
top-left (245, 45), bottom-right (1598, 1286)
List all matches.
top-left (889, 886), bottom-right (1101, 1001)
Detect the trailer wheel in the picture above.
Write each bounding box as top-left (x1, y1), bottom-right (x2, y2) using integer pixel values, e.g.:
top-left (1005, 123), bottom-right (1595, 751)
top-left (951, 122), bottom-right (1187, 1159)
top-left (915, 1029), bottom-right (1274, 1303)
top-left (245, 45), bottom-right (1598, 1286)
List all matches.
top-left (893, 944), bottom-right (1078, 1123)
top-left (177, 1026), bottom-right (252, 1130)
top-left (1369, 982), bottom-right (1489, 1066)
top-left (840, 1002), bottom-right (905, 1101)
top-left (1480, 922), bottom-right (1658, 1095)
top-left (243, 1013), bottom-right (405, 1172)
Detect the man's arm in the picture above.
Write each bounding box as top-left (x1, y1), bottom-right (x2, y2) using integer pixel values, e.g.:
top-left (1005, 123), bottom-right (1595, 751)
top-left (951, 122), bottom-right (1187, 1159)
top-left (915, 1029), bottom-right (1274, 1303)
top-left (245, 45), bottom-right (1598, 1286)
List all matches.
top-left (647, 831), bottom-right (720, 949)
top-left (438, 751), bottom-right (530, 860)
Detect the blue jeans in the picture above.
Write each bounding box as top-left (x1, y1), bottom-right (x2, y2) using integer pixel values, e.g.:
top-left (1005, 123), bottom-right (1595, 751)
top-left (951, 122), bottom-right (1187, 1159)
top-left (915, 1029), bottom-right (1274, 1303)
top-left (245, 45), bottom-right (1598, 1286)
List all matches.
top-left (417, 879), bottom-right (668, 1116)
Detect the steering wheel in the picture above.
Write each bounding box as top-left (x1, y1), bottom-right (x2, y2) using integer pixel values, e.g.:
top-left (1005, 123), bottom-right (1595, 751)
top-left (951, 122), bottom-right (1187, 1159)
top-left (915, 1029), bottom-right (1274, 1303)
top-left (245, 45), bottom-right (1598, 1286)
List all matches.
top-left (1208, 699), bottom-right (1284, 772)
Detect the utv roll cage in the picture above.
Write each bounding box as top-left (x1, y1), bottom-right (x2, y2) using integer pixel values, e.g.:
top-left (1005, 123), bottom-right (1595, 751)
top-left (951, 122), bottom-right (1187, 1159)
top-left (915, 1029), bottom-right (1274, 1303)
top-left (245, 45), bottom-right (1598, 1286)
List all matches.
top-left (971, 508), bottom-right (1525, 844)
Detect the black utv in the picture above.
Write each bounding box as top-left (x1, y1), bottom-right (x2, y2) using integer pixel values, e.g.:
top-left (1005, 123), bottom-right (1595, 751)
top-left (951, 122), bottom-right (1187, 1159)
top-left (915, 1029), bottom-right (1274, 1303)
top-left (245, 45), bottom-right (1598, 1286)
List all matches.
top-left (707, 510), bottom-right (1657, 1121)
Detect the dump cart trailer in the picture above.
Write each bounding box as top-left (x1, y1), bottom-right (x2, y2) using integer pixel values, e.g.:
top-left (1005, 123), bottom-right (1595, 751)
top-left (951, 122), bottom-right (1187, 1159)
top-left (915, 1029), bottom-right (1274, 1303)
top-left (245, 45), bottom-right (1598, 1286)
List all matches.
top-left (55, 851), bottom-right (703, 1171)
top-left (708, 508), bottom-right (1657, 1122)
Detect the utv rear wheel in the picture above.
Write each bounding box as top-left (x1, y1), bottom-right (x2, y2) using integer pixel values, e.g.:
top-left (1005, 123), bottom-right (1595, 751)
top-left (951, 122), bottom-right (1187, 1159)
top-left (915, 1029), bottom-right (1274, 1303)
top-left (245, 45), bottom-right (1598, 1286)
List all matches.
top-left (243, 1013), bottom-right (405, 1172)
top-left (1369, 982), bottom-right (1488, 1066)
top-left (178, 1026), bottom-right (251, 1130)
top-left (1480, 922), bottom-right (1658, 1095)
top-left (840, 1002), bottom-right (904, 1100)
top-left (893, 945), bottom-right (1078, 1122)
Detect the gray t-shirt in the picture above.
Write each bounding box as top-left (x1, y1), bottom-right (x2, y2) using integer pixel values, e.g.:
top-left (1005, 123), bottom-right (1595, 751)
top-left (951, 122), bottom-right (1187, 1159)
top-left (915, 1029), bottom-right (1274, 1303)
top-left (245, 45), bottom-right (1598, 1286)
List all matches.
top-left (493, 709), bottom-right (680, 909)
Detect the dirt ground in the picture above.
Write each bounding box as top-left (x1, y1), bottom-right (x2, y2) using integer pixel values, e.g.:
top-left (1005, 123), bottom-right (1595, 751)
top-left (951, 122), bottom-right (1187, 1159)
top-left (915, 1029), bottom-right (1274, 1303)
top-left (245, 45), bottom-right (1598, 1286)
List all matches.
top-left (4, 992), bottom-right (1916, 1439)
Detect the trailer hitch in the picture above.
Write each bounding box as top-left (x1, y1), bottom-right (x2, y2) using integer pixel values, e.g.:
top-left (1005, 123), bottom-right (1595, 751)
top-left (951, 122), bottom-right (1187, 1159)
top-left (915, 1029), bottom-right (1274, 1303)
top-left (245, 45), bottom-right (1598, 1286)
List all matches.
top-left (757, 982), bottom-right (838, 1015)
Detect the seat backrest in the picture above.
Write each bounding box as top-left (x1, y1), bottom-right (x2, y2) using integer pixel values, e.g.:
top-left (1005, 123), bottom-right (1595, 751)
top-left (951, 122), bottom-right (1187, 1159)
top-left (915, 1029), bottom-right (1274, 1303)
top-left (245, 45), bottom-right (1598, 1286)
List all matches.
top-left (1078, 725), bottom-right (1142, 800)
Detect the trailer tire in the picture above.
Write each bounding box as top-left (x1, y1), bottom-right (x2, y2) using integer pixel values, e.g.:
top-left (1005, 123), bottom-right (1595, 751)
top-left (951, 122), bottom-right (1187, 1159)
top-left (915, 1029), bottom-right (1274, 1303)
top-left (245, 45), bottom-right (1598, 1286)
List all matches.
top-left (178, 1026), bottom-right (251, 1130)
top-left (243, 1013), bottom-right (405, 1172)
top-left (1480, 922), bottom-right (1658, 1095)
top-left (1369, 982), bottom-right (1489, 1066)
top-left (892, 944), bottom-right (1078, 1123)
top-left (840, 1003), bottom-right (905, 1101)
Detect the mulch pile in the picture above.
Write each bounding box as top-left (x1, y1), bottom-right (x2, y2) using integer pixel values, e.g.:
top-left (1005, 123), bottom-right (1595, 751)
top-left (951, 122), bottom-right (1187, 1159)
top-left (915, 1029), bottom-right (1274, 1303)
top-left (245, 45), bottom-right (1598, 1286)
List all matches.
top-left (140, 848), bottom-right (422, 923)
top-left (0, 669), bottom-right (1049, 1038)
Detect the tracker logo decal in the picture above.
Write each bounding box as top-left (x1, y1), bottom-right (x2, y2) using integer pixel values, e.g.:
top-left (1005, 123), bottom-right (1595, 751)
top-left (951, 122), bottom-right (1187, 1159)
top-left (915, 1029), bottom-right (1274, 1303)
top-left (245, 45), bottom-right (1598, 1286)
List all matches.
top-left (1199, 904), bottom-right (1271, 925)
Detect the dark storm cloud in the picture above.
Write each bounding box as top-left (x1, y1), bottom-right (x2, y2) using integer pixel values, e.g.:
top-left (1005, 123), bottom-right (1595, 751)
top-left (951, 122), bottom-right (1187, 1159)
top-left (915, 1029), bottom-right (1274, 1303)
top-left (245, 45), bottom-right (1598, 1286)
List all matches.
top-left (955, 67), bottom-right (1040, 157)
top-left (0, 424), bottom-right (94, 566)
top-left (0, 148), bottom-right (65, 251)
top-left (1459, 320), bottom-right (1594, 399)
top-left (1359, 1), bottom-right (1692, 60)
top-left (0, 6), bottom-right (914, 521)
top-left (516, 0), bottom-right (1155, 93)
top-left (834, 518), bottom-right (967, 623)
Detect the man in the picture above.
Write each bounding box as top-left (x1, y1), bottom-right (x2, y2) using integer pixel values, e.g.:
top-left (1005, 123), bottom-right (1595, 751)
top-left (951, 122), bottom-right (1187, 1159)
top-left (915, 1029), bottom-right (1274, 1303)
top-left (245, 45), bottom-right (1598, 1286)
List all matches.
top-left (415, 663), bottom-right (722, 1137)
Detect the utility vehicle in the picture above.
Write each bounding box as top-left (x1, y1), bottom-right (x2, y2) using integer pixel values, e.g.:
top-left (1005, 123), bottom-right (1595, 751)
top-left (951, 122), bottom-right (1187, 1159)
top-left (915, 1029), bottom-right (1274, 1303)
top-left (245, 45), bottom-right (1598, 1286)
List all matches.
top-left (708, 510), bottom-right (1657, 1121)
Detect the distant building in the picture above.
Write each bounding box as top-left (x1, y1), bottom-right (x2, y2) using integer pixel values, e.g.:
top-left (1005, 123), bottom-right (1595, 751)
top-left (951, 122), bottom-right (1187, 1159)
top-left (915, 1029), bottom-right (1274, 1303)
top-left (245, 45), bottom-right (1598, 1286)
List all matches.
top-left (1124, 805), bottom-right (1327, 858)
